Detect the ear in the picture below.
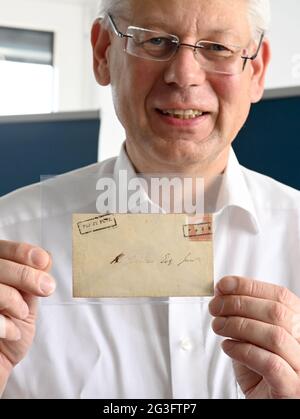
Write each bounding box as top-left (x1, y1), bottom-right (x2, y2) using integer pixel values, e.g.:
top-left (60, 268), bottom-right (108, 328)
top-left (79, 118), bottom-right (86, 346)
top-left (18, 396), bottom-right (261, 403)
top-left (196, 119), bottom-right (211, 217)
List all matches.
top-left (91, 19), bottom-right (111, 86)
top-left (250, 38), bottom-right (271, 103)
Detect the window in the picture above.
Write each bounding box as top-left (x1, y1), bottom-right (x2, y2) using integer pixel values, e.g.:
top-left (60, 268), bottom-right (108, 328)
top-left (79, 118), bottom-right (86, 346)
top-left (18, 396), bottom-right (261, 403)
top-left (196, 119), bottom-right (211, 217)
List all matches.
top-left (0, 26), bottom-right (55, 116)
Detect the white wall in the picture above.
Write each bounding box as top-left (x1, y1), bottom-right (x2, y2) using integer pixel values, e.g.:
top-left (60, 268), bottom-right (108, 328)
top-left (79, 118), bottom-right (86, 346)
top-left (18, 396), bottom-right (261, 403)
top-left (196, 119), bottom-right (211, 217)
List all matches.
top-left (98, 86), bottom-right (125, 162)
top-left (266, 0), bottom-right (300, 88)
top-left (0, 0), bottom-right (99, 112)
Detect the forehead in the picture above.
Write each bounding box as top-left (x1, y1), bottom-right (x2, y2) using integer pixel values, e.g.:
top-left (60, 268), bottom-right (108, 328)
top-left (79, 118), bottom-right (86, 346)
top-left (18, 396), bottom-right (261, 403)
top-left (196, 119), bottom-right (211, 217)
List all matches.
top-left (127, 0), bottom-right (251, 38)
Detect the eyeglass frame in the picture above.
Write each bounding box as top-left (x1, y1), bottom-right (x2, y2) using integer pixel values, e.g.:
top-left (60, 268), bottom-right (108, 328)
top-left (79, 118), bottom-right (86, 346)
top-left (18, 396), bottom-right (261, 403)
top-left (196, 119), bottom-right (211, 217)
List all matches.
top-left (103, 13), bottom-right (265, 75)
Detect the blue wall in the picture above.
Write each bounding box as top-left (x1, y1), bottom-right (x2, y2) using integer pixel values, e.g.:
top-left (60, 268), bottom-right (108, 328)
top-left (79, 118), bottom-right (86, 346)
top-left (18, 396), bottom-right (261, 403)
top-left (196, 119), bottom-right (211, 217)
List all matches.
top-left (233, 96), bottom-right (300, 191)
top-left (0, 116), bottom-right (100, 196)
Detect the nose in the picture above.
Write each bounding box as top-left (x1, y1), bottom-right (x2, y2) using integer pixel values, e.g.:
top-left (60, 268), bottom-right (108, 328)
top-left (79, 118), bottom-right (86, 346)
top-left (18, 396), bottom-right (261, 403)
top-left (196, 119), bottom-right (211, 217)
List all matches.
top-left (163, 45), bottom-right (207, 88)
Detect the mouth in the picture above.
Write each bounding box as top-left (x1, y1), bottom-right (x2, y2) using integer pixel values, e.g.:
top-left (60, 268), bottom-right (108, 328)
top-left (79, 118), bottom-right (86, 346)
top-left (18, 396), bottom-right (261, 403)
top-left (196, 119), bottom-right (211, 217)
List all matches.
top-left (156, 108), bottom-right (209, 120)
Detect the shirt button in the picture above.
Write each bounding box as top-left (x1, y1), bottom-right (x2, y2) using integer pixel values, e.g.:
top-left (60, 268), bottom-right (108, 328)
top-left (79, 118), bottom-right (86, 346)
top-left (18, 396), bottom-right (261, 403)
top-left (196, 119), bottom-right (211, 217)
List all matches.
top-left (180, 338), bottom-right (193, 352)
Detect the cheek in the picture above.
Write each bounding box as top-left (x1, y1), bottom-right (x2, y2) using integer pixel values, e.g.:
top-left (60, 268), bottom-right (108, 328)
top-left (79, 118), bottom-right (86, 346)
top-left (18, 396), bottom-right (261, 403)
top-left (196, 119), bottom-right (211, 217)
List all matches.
top-left (212, 75), bottom-right (252, 134)
top-left (109, 70), bottom-right (147, 139)
top-left (112, 59), bottom-right (159, 121)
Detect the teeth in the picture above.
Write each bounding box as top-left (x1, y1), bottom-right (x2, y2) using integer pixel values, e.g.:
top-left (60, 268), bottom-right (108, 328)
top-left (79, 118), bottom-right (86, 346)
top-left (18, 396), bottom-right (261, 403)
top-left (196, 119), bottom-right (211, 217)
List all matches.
top-left (161, 109), bottom-right (204, 119)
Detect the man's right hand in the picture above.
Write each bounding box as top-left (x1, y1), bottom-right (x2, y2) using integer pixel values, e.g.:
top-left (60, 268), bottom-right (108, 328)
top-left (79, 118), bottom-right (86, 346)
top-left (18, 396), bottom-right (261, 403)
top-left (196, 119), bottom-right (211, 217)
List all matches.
top-left (0, 240), bottom-right (56, 395)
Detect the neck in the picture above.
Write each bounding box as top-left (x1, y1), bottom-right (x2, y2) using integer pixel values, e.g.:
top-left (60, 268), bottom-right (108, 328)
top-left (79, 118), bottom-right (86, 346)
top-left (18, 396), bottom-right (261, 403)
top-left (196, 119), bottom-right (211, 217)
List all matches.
top-left (125, 141), bottom-right (231, 189)
top-left (124, 141), bottom-right (231, 213)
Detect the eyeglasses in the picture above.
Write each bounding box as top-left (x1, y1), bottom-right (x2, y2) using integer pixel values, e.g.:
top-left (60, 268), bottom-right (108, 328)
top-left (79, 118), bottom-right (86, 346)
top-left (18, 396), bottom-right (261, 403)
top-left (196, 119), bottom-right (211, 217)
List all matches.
top-left (105, 14), bottom-right (264, 76)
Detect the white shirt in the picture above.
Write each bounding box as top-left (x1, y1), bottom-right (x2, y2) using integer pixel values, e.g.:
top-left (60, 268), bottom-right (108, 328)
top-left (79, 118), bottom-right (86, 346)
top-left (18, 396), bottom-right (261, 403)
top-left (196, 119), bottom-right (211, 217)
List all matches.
top-left (0, 146), bottom-right (299, 399)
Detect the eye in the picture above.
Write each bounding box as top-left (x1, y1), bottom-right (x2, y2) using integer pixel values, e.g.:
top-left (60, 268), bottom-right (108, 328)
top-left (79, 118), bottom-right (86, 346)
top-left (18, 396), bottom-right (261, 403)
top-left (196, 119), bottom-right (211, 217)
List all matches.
top-left (146, 37), bottom-right (170, 47)
top-left (139, 36), bottom-right (174, 58)
top-left (210, 43), bottom-right (229, 52)
top-left (199, 42), bottom-right (234, 58)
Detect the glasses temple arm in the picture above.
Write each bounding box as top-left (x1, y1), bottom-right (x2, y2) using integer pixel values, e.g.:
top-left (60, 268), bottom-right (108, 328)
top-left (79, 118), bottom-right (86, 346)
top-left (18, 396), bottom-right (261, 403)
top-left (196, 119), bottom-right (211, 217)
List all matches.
top-left (251, 32), bottom-right (265, 60)
top-left (106, 13), bottom-right (133, 40)
top-left (241, 32), bottom-right (265, 61)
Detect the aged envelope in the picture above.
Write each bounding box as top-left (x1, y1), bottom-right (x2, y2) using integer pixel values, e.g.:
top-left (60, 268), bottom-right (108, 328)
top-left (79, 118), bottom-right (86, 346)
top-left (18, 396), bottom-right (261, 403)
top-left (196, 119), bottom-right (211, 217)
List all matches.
top-left (73, 214), bottom-right (214, 298)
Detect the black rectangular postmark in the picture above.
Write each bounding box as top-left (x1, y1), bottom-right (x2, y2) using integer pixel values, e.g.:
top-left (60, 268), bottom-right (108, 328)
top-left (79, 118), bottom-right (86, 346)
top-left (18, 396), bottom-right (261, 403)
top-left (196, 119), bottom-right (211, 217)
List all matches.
top-left (77, 214), bottom-right (117, 235)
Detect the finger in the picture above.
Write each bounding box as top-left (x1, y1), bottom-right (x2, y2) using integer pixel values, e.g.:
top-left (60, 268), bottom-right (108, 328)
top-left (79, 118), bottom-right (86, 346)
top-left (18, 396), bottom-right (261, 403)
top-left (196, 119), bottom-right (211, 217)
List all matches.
top-left (222, 340), bottom-right (299, 398)
top-left (216, 277), bottom-right (300, 312)
top-left (212, 316), bottom-right (300, 371)
top-left (232, 360), bottom-right (262, 397)
top-left (0, 258), bottom-right (56, 297)
top-left (0, 314), bottom-right (21, 341)
top-left (0, 284), bottom-right (29, 320)
top-left (0, 241), bottom-right (51, 271)
top-left (22, 293), bottom-right (38, 319)
top-left (209, 295), bottom-right (300, 338)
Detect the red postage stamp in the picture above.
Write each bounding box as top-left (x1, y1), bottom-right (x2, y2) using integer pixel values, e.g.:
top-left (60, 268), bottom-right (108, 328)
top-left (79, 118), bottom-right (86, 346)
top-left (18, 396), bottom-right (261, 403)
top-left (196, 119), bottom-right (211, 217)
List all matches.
top-left (183, 214), bottom-right (213, 242)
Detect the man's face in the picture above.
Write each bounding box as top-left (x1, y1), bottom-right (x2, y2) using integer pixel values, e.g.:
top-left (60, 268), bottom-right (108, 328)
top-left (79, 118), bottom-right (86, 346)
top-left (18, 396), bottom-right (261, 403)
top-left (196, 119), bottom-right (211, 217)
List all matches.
top-left (102, 0), bottom-right (268, 173)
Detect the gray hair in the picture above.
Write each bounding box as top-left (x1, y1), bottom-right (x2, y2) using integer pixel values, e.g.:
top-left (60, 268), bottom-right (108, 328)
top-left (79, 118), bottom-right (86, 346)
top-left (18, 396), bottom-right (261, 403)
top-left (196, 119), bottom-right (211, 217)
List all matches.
top-left (248, 0), bottom-right (271, 33)
top-left (98, 0), bottom-right (271, 33)
top-left (98, 0), bottom-right (129, 17)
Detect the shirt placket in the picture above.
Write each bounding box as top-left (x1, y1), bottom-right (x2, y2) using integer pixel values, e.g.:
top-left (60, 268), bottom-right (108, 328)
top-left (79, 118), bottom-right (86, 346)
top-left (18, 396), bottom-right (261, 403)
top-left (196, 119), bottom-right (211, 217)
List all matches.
top-left (168, 298), bottom-right (208, 399)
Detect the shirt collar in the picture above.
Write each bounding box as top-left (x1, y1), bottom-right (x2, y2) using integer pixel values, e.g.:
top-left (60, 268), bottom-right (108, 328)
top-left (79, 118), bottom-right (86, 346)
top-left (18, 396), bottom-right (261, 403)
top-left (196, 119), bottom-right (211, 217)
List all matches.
top-left (114, 143), bottom-right (260, 232)
top-left (113, 142), bottom-right (137, 182)
top-left (215, 147), bottom-right (260, 233)
top-left (113, 143), bottom-right (162, 213)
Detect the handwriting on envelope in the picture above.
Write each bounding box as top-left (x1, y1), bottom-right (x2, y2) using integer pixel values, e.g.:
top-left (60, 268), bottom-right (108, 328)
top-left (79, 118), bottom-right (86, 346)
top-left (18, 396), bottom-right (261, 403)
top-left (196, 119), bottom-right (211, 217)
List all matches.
top-left (73, 214), bottom-right (214, 298)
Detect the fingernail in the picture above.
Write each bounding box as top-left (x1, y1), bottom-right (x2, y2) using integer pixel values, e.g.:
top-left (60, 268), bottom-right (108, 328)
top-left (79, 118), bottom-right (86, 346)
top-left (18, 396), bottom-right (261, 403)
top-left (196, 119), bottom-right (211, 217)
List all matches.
top-left (40, 274), bottom-right (56, 295)
top-left (222, 339), bottom-right (237, 352)
top-left (213, 317), bottom-right (227, 331)
top-left (29, 248), bottom-right (49, 269)
top-left (217, 277), bottom-right (238, 294)
top-left (209, 297), bottom-right (224, 315)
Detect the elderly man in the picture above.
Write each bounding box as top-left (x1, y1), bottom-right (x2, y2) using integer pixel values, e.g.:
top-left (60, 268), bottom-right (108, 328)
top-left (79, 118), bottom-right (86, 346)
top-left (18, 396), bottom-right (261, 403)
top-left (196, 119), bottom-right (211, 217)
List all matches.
top-left (0, 0), bottom-right (300, 399)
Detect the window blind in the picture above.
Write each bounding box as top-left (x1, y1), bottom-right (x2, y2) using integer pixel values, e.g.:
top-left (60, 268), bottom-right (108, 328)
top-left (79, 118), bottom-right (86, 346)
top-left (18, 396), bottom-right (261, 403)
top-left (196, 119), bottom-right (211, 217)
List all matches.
top-left (0, 26), bottom-right (54, 65)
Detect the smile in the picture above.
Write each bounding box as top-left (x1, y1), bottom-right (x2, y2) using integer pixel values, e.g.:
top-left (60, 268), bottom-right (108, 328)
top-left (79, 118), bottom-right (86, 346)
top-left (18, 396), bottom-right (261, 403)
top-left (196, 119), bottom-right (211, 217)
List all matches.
top-left (157, 109), bottom-right (206, 120)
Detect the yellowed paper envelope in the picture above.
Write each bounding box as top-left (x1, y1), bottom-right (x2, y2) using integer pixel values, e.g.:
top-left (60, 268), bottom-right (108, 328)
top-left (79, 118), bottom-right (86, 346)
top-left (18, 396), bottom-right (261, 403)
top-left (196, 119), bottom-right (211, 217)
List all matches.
top-left (73, 214), bottom-right (214, 298)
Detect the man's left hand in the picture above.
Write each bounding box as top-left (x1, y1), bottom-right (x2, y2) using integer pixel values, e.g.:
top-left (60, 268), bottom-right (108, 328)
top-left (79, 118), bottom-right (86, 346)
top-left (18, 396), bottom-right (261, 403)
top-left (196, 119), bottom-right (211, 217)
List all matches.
top-left (209, 276), bottom-right (300, 399)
